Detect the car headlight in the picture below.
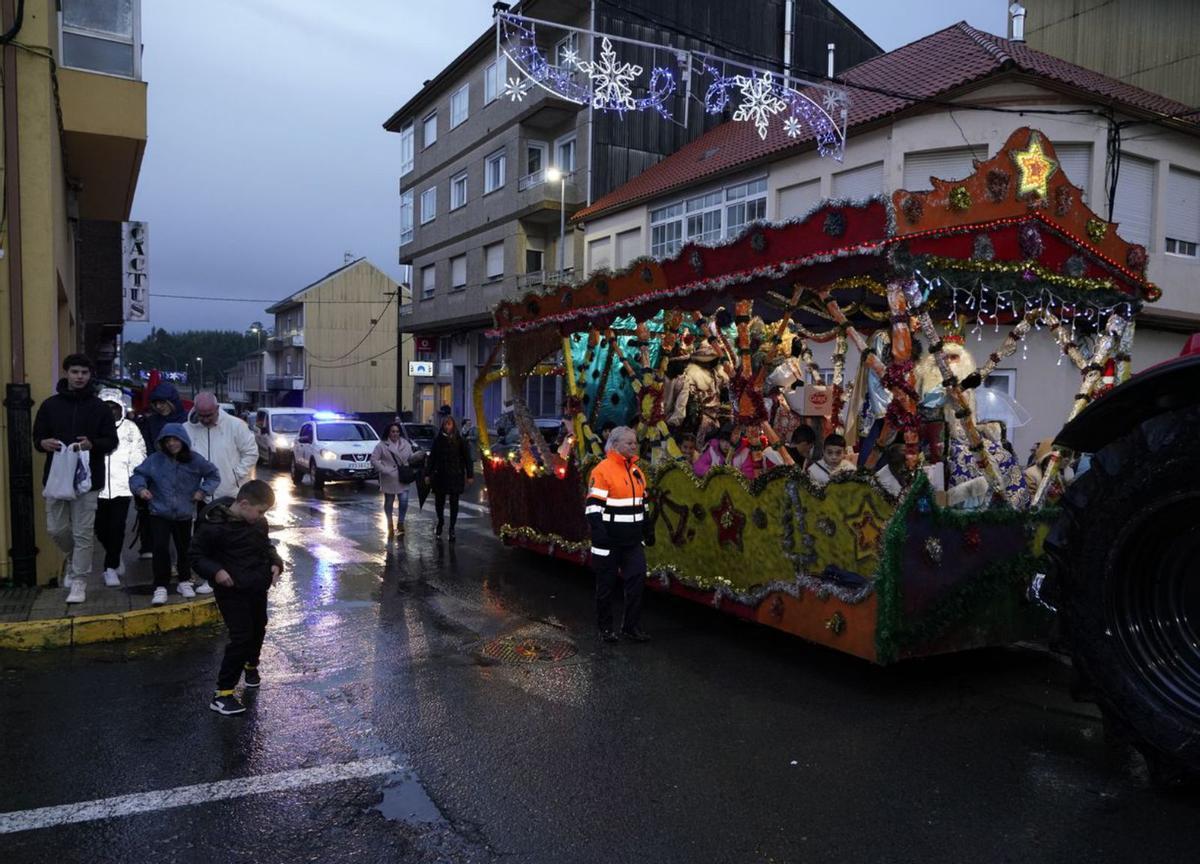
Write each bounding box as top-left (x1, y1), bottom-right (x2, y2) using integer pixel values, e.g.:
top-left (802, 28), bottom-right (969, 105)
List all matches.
top-left (320, 449), bottom-right (338, 461)
top-left (274, 435), bottom-right (289, 448)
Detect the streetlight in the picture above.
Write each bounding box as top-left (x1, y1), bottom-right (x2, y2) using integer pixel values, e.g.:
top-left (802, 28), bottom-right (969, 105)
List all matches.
top-left (546, 166), bottom-right (566, 276)
top-left (249, 322), bottom-right (263, 351)
top-left (195, 356), bottom-right (204, 390)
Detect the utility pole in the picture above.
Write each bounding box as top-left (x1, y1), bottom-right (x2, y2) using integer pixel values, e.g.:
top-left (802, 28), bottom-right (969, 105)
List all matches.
top-left (385, 286), bottom-right (408, 420)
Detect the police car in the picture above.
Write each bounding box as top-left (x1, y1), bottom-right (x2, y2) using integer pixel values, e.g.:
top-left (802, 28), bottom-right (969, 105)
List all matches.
top-left (291, 412), bottom-right (380, 490)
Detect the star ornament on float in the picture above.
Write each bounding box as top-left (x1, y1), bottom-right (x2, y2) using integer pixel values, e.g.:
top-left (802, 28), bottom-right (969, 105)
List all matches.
top-left (1012, 132), bottom-right (1058, 198)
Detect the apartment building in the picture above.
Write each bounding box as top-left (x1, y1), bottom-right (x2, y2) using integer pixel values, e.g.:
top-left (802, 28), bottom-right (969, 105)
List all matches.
top-left (260, 258), bottom-right (413, 415)
top-left (0, 0), bottom-right (148, 585)
top-left (575, 21), bottom-right (1200, 460)
top-left (384, 0), bottom-right (879, 426)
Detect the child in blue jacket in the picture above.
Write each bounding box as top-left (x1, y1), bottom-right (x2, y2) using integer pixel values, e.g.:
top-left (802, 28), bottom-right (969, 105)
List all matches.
top-left (130, 423), bottom-right (220, 605)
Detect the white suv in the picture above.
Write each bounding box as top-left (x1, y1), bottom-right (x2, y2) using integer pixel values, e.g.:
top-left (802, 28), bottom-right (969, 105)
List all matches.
top-left (291, 414), bottom-right (380, 490)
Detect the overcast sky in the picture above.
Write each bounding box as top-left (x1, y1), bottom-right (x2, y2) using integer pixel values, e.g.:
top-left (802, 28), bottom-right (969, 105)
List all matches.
top-left (127, 0), bottom-right (1007, 339)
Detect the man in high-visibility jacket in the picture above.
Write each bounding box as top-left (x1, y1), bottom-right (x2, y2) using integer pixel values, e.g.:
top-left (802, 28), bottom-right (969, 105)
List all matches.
top-left (585, 426), bottom-right (653, 643)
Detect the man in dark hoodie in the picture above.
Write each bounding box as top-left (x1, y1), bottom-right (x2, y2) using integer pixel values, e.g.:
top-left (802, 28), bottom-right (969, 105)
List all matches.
top-left (32, 354), bottom-right (118, 604)
top-left (190, 479), bottom-right (283, 716)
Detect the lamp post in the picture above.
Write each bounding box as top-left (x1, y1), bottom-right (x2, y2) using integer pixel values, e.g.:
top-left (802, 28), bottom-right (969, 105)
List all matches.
top-left (249, 322), bottom-right (263, 351)
top-left (546, 166), bottom-right (566, 276)
top-left (195, 356), bottom-right (204, 391)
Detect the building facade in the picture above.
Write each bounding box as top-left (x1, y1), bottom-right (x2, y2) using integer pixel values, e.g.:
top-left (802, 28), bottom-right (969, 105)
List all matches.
top-left (1022, 0), bottom-right (1200, 110)
top-left (576, 22), bottom-right (1200, 461)
top-left (384, 0), bottom-right (879, 426)
top-left (260, 258), bottom-right (413, 416)
top-left (0, 0), bottom-right (148, 585)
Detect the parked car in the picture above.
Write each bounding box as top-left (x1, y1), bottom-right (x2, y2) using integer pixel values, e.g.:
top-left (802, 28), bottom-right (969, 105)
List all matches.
top-left (291, 414), bottom-right (380, 491)
top-left (398, 422), bottom-right (436, 456)
top-left (254, 407), bottom-right (315, 468)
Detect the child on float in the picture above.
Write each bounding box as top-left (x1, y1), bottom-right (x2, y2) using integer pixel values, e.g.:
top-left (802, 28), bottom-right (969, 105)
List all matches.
top-left (807, 433), bottom-right (857, 487)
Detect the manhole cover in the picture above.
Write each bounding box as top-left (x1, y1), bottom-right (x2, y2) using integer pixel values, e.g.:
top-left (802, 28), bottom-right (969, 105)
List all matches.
top-left (479, 635), bottom-right (577, 664)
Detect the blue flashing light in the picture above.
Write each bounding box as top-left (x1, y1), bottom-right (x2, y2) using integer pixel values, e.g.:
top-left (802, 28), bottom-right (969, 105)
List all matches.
top-left (312, 410), bottom-right (343, 420)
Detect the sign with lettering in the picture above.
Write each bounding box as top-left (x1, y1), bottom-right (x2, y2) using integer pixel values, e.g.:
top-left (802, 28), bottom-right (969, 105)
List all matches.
top-left (414, 336), bottom-right (436, 353)
top-left (122, 221), bottom-right (149, 321)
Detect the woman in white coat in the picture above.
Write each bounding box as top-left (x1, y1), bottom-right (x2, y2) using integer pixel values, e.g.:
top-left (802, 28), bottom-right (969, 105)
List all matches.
top-left (370, 422), bottom-right (415, 538)
top-left (96, 388), bottom-right (147, 586)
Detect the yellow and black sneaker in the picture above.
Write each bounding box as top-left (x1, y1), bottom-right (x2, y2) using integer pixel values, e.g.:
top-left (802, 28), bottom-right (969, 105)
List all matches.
top-left (243, 665), bottom-right (261, 688)
top-left (210, 691), bottom-right (246, 715)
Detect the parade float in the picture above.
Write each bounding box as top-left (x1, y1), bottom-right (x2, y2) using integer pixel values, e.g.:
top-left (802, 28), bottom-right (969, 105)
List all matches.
top-left (473, 128), bottom-right (1158, 665)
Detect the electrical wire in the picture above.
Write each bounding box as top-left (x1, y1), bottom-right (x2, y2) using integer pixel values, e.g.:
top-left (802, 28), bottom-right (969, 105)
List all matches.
top-left (303, 291), bottom-right (395, 363)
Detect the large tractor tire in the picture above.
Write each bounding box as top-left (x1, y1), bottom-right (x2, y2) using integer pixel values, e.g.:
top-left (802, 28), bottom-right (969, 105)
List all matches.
top-left (1046, 405), bottom-right (1200, 784)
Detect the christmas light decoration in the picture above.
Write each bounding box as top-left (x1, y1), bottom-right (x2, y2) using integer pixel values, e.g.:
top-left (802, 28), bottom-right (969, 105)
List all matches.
top-left (1012, 131), bottom-right (1058, 198)
top-left (576, 36), bottom-right (642, 111)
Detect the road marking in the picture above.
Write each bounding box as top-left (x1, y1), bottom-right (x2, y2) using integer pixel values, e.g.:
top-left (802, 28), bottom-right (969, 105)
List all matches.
top-left (0, 755), bottom-right (402, 834)
top-left (457, 501), bottom-right (489, 514)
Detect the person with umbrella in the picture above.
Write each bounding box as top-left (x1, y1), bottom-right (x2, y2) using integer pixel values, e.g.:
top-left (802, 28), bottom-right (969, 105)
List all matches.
top-left (425, 415), bottom-right (472, 542)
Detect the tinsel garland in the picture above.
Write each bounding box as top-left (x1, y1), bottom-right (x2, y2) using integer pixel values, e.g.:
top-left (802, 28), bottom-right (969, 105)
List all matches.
top-left (1018, 223), bottom-right (1044, 259)
top-left (829, 328), bottom-right (849, 434)
top-left (873, 473), bottom-right (928, 663)
top-left (1115, 320), bottom-right (1136, 383)
top-left (499, 524), bottom-right (591, 555)
top-left (949, 186), bottom-right (972, 212)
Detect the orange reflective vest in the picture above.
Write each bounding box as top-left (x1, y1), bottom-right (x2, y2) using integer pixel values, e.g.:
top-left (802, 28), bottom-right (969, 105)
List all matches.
top-left (585, 451), bottom-right (648, 555)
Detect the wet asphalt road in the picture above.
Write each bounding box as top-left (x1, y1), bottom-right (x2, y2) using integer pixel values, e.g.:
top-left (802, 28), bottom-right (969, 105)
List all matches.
top-left (2, 470), bottom-right (1199, 864)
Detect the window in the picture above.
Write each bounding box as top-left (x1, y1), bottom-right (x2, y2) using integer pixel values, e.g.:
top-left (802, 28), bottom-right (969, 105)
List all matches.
top-left (527, 142), bottom-right (547, 181)
top-left (1112, 154), bottom-right (1154, 248)
top-left (399, 123), bottom-right (414, 176)
top-left (1055, 143), bottom-right (1092, 203)
top-left (616, 228), bottom-right (642, 268)
top-left (423, 112), bottom-right (437, 148)
top-left (650, 202), bottom-right (685, 258)
top-left (554, 33), bottom-right (579, 68)
top-left (438, 337), bottom-right (452, 360)
top-left (686, 191), bottom-right (723, 245)
top-left (450, 84), bottom-right (469, 128)
top-left (525, 374), bottom-right (563, 418)
top-left (400, 190), bottom-right (414, 245)
top-left (588, 236), bottom-right (612, 272)
top-left (485, 242), bottom-right (504, 279)
top-left (61, 0), bottom-right (140, 78)
top-left (420, 264), bottom-right (436, 300)
top-left (485, 149), bottom-right (506, 193)
top-left (420, 187), bottom-right (436, 224)
top-left (555, 135), bottom-right (577, 173)
top-left (777, 179), bottom-right (820, 219)
top-left (451, 255), bottom-right (467, 290)
top-left (450, 171), bottom-right (468, 210)
top-left (525, 248), bottom-right (544, 273)
top-left (832, 162), bottom-right (884, 200)
top-left (1166, 166), bottom-right (1200, 258)
top-left (902, 147), bottom-right (985, 190)
top-left (725, 178), bottom-right (767, 235)
top-left (485, 57), bottom-right (507, 103)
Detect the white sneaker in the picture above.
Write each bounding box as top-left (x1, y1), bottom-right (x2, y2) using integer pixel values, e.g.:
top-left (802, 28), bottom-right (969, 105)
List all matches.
top-left (151, 587), bottom-right (168, 605)
top-left (194, 579), bottom-right (213, 595)
top-left (103, 568), bottom-right (121, 588)
top-left (66, 580), bottom-right (87, 604)
top-left (62, 564), bottom-right (75, 589)
top-left (177, 581), bottom-right (196, 599)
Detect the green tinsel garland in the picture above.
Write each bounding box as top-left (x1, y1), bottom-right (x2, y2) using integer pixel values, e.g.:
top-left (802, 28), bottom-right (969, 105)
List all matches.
top-left (873, 474), bottom-right (927, 664)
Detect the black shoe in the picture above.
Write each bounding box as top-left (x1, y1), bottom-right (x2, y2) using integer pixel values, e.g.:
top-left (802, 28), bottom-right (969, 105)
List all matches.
top-left (243, 666), bottom-right (261, 688)
top-left (621, 629), bottom-right (651, 643)
top-left (435, 523), bottom-right (443, 538)
top-left (448, 530), bottom-right (456, 542)
top-left (599, 630), bottom-right (618, 643)
top-left (209, 693), bottom-right (246, 715)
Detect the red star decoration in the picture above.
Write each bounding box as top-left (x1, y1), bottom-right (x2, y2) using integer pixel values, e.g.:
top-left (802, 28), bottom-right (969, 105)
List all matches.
top-left (710, 491), bottom-right (747, 551)
top-left (847, 499), bottom-right (885, 562)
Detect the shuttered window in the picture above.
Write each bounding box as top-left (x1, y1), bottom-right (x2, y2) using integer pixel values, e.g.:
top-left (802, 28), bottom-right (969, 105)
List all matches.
top-left (1054, 143), bottom-right (1092, 203)
top-left (616, 228), bottom-right (642, 268)
top-left (1112, 153), bottom-right (1154, 248)
top-left (832, 162), bottom-right (884, 201)
top-left (485, 242), bottom-right (504, 279)
top-left (777, 179), bottom-right (820, 219)
top-left (451, 255), bottom-right (466, 290)
top-left (1165, 167), bottom-right (1200, 256)
top-left (902, 147), bottom-right (985, 190)
top-left (588, 236), bottom-right (612, 272)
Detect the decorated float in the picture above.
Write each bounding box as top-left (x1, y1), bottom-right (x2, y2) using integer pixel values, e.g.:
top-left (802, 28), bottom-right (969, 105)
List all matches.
top-left (473, 128), bottom-right (1157, 664)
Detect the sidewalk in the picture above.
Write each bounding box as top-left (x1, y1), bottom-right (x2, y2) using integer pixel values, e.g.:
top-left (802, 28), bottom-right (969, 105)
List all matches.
top-left (0, 557), bottom-right (219, 650)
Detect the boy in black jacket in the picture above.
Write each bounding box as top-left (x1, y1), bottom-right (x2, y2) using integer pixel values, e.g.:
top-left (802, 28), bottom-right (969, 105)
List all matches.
top-left (189, 479), bottom-right (283, 716)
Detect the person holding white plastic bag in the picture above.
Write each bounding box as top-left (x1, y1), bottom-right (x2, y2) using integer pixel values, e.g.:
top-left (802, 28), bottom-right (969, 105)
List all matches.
top-left (32, 354), bottom-right (118, 604)
top-left (95, 388), bottom-right (146, 587)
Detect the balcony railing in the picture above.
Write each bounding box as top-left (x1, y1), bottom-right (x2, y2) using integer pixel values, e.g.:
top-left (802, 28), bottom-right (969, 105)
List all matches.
top-left (399, 303), bottom-right (414, 317)
top-left (267, 331), bottom-right (304, 350)
top-left (266, 376), bottom-right (304, 391)
top-left (516, 269), bottom-right (575, 291)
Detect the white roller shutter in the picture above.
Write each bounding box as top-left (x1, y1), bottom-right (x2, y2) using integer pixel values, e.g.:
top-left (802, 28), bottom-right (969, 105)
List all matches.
top-left (1054, 143), bottom-right (1093, 203)
top-left (588, 236), bottom-right (612, 273)
top-left (832, 162), bottom-right (884, 201)
top-left (902, 147), bottom-right (985, 190)
top-left (616, 228), bottom-right (643, 267)
top-left (485, 242), bottom-right (504, 279)
top-left (1166, 167), bottom-right (1200, 246)
top-left (777, 179), bottom-right (821, 219)
top-left (1112, 153), bottom-right (1154, 247)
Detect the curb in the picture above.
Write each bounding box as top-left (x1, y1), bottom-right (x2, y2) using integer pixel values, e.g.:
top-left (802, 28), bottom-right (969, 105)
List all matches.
top-left (0, 598), bottom-right (221, 650)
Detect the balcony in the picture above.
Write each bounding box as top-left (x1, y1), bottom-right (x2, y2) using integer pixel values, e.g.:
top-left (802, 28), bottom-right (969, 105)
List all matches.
top-left (267, 331), bottom-right (305, 350)
top-left (266, 376), bottom-right (305, 391)
top-left (516, 269), bottom-right (575, 292)
top-left (516, 172), bottom-right (581, 225)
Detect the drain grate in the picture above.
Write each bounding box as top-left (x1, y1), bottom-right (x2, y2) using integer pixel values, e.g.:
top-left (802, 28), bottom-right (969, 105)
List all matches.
top-left (479, 635), bottom-right (577, 664)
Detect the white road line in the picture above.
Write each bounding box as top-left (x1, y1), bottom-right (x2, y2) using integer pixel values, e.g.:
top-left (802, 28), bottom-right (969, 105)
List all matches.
top-left (457, 501), bottom-right (489, 514)
top-left (0, 755), bottom-right (402, 835)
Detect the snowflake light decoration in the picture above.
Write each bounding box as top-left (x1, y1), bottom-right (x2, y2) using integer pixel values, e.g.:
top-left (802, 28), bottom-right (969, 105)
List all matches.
top-left (560, 47), bottom-right (579, 67)
top-left (783, 115), bottom-right (802, 138)
top-left (822, 89), bottom-right (848, 113)
top-left (504, 76), bottom-right (532, 102)
top-left (732, 71), bottom-right (787, 140)
top-left (576, 36), bottom-right (643, 111)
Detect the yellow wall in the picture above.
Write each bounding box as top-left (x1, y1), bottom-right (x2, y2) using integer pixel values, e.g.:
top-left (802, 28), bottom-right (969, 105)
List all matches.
top-left (302, 261), bottom-right (413, 415)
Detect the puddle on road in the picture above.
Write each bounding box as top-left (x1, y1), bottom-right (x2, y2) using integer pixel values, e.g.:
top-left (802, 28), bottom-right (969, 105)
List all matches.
top-left (375, 766), bottom-right (444, 824)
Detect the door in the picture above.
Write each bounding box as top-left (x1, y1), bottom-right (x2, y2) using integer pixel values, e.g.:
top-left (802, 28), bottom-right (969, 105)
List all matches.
top-left (525, 248), bottom-right (544, 275)
top-left (453, 366), bottom-right (466, 421)
top-left (527, 142), bottom-right (548, 182)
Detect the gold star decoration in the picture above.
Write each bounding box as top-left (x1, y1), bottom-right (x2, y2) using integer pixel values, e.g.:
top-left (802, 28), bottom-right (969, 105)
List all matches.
top-left (847, 499), bottom-right (885, 562)
top-left (1012, 132), bottom-right (1058, 199)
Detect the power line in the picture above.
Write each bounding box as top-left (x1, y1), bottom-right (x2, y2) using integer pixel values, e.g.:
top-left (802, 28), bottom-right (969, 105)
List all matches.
top-left (304, 292), bottom-right (396, 363)
top-left (152, 293), bottom-right (396, 304)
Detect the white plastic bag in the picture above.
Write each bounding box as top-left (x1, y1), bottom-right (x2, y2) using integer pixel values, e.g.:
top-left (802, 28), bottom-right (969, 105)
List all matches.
top-left (74, 445), bottom-right (92, 495)
top-left (43, 442), bottom-right (79, 501)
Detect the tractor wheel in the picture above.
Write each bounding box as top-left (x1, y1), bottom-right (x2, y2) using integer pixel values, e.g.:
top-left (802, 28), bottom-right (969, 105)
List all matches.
top-left (1046, 405), bottom-right (1200, 785)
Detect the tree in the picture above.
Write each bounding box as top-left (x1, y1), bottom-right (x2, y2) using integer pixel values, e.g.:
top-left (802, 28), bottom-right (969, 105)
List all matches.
top-left (124, 329), bottom-right (262, 392)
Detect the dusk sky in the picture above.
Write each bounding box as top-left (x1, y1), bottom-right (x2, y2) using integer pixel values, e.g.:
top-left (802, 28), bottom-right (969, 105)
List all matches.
top-left (127, 0), bottom-right (1007, 340)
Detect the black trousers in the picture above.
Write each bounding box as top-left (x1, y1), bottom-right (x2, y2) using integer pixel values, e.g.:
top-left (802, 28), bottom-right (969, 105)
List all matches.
top-left (593, 543), bottom-right (646, 633)
top-left (149, 516), bottom-right (192, 588)
top-left (434, 491), bottom-right (459, 529)
top-left (214, 589), bottom-right (269, 691)
top-left (95, 497), bottom-right (131, 570)
top-left (135, 497), bottom-right (152, 553)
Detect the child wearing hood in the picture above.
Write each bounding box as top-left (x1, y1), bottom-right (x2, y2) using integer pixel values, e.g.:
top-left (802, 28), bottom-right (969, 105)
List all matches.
top-left (130, 423), bottom-right (220, 605)
top-left (96, 389), bottom-right (147, 587)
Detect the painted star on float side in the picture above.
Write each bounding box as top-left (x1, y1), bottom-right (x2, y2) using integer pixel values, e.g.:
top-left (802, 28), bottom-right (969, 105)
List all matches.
top-left (847, 499), bottom-right (885, 562)
top-left (1012, 132), bottom-right (1058, 198)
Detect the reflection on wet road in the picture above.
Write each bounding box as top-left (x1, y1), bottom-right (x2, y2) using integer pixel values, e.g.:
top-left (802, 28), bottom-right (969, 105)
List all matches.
top-left (2, 470), bottom-right (1199, 863)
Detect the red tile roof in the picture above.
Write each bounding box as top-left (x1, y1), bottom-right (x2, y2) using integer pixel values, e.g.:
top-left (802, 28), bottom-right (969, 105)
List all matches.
top-left (574, 22), bottom-right (1198, 222)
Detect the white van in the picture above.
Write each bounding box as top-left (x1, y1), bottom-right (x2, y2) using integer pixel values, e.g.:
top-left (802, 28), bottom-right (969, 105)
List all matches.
top-left (254, 407), bottom-right (315, 468)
